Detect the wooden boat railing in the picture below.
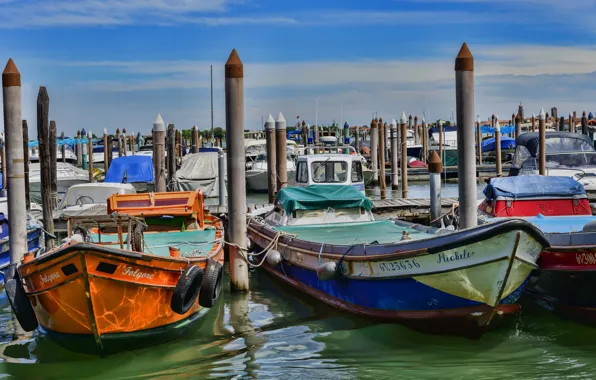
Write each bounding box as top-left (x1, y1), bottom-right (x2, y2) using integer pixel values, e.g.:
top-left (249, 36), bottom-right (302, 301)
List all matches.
top-left (66, 214), bottom-right (146, 251)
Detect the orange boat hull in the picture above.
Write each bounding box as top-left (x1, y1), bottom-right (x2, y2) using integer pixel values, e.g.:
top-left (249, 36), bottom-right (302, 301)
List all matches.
top-left (19, 236), bottom-right (224, 352)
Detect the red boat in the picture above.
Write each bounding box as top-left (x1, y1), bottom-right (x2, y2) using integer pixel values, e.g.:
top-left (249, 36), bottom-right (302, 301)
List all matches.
top-left (479, 175), bottom-right (596, 325)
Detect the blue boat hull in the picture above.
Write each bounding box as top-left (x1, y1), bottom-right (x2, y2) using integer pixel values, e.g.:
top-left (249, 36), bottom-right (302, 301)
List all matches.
top-left (0, 228), bottom-right (42, 282)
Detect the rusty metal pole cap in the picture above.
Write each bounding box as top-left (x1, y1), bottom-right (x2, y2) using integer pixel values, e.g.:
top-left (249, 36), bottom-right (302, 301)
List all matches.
top-left (428, 150), bottom-right (443, 173)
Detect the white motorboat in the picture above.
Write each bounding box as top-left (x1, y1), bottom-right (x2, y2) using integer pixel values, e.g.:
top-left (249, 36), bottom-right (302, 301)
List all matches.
top-left (29, 145), bottom-right (78, 165)
top-left (246, 152), bottom-right (296, 192)
top-left (29, 162), bottom-right (89, 204)
top-left (57, 182), bottom-right (136, 218)
top-left (291, 150), bottom-right (366, 193)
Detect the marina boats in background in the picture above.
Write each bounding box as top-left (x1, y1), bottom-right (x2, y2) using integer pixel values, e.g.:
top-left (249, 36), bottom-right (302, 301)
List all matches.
top-left (57, 182), bottom-right (137, 218)
top-left (30, 144), bottom-right (78, 165)
top-left (481, 136), bottom-right (516, 164)
top-left (291, 150), bottom-right (367, 193)
top-left (174, 148), bottom-right (227, 203)
top-left (509, 132), bottom-right (596, 211)
top-left (246, 152), bottom-right (296, 192)
top-left (5, 190), bottom-right (225, 354)
top-left (478, 175), bottom-right (596, 326)
top-left (28, 162), bottom-right (89, 204)
top-left (296, 145), bottom-right (374, 186)
top-left (104, 155), bottom-right (155, 193)
top-left (247, 185), bottom-right (548, 337)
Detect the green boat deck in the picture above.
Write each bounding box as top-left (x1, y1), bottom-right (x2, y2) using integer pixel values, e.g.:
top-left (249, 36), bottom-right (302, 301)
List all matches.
top-left (91, 229), bottom-right (217, 257)
top-left (274, 220), bottom-right (435, 245)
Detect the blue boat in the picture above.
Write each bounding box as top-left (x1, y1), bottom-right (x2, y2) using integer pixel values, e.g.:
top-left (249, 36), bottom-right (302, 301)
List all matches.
top-left (248, 185), bottom-right (548, 337)
top-left (105, 155), bottom-right (155, 193)
top-left (0, 214), bottom-right (42, 282)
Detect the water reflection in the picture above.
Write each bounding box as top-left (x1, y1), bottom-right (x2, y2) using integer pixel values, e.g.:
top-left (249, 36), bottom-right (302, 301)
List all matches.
top-left (0, 268), bottom-right (595, 378)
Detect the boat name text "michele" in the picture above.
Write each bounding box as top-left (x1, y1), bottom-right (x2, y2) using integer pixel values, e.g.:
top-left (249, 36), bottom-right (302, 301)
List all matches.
top-left (122, 267), bottom-right (155, 280)
top-left (437, 250), bottom-right (474, 264)
top-left (40, 272), bottom-right (61, 284)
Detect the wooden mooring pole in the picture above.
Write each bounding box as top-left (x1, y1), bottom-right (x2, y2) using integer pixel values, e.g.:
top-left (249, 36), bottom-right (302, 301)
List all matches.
top-left (265, 114), bottom-right (276, 204)
top-left (103, 129), bottom-right (109, 172)
top-left (36, 86), bottom-right (54, 249)
top-left (153, 114), bottom-right (166, 192)
top-left (390, 118), bottom-right (398, 190)
top-left (0, 134), bottom-right (6, 195)
top-left (76, 130), bottom-right (82, 167)
top-left (370, 118), bottom-right (378, 186)
top-left (495, 118), bottom-right (502, 177)
top-left (81, 128), bottom-right (88, 170)
top-left (3, 59), bottom-right (28, 262)
top-left (60, 131), bottom-right (66, 164)
top-left (515, 113), bottom-right (522, 140)
top-left (166, 124), bottom-right (176, 190)
top-left (275, 113), bottom-right (287, 190)
top-left (476, 117), bottom-right (482, 165)
top-left (378, 117), bottom-right (387, 199)
top-left (225, 49), bottom-right (249, 291)
top-left (428, 150), bottom-right (442, 227)
top-left (192, 125), bottom-right (199, 154)
top-left (22, 120), bottom-right (30, 212)
top-left (539, 108), bottom-right (546, 175)
top-left (400, 112), bottom-right (408, 199)
top-left (49, 121), bottom-right (57, 209)
top-left (88, 130), bottom-right (94, 182)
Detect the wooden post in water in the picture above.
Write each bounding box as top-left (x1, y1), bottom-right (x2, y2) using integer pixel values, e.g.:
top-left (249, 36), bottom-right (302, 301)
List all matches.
top-left (400, 112), bottom-right (408, 199)
top-left (355, 125), bottom-right (360, 154)
top-left (107, 134), bottom-right (113, 169)
top-left (559, 116), bottom-right (565, 132)
top-left (166, 124), bottom-right (176, 190)
top-left (22, 120), bottom-right (30, 212)
top-left (414, 115), bottom-right (419, 145)
top-left (428, 150), bottom-right (443, 227)
top-left (192, 125), bottom-right (199, 153)
top-left (390, 118), bottom-right (398, 190)
top-left (370, 118), bottom-right (378, 186)
top-left (88, 131), bottom-right (93, 182)
top-left (76, 130), bottom-right (82, 167)
top-left (582, 111), bottom-right (588, 135)
top-left (122, 128), bottom-right (127, 156)
top-left (264, 114), bottom-right (277, 203)
top-left (36, 86), bottom-right (54, 249)
top-left (422, 116), bottom-right (428, 163)
top-left (0, 134), bottom-right (6, 194)
top-left (531, 114), bottom-right (536, 132)
top-left (115, 128), bottom-right (121, 158)
top-left (225, 49), bottom-right (249, 292)
top-left (495, 118), bottom-right (502, 177)
top-left (455, 42), bottom-right (477, 229)
top-left (275, 113), bottom-right (288, 190)
top-left (476, 117), bottom-right (482, 165)
top-left (103, 129), bottom-right (108, 171)
top-left (515, 113), bottom-right (522, 139)
top-left (539, 108), bottom-right (546, 175)
top-left (438, 120), bottom-right (443, 160)
top-left (60, 131), bottom-right (66, 163)
top-left (153, 114), bottom-right (166, 192)
top-left (378, 117), bottom-right (387, 199)
top-left (570, 112), bottom-right (575, 133)
top-left (3, 59), bottom-right (28, 262)
top-left (49, 121), bottom-right (57, 208)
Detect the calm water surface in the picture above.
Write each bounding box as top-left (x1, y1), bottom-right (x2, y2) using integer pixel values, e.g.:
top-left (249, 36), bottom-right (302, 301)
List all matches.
top-left (1, 183), bottom-right (594, 379)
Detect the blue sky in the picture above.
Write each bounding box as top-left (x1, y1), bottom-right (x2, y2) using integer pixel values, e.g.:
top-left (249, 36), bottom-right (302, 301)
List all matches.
top-left (1, 0), bottom-right (596, 137)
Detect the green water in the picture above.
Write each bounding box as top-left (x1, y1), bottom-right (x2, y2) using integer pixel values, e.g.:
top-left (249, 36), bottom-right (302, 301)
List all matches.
top-left (0, 268), bottom-right (595, 379)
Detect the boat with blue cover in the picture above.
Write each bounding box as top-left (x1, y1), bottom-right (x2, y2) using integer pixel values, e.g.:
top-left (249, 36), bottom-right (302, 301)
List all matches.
top-left (104, 155), bottom-right (155, 193)
top-left (478, 175), bottom-right (596, 325)
top-left (247, 185), bottom-right (548, 336)
top-left (0, 214), bottom-right (42, 282)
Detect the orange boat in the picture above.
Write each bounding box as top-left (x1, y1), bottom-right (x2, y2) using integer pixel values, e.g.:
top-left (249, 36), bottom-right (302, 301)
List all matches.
top-left (4, 190), bottom-right (224, 354)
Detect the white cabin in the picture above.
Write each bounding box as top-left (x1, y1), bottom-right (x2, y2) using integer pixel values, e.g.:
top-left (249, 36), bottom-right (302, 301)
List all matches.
top-left (292, 153), bottom-right (365, 193)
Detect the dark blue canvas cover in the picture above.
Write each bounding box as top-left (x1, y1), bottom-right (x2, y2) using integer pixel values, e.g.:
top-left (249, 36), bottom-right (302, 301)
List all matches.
top-left (483, 175), bottom-right (585, 200)
top-left (105, 155), bottom-right (154, 183)
top-left (481, 137), bottom-right (515, 152)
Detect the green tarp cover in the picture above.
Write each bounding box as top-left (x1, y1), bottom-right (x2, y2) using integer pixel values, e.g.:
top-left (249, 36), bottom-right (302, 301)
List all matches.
top-left (275, 220), bottom-right (434, 245)
top-left (276, 185), bottom-right (373, 215)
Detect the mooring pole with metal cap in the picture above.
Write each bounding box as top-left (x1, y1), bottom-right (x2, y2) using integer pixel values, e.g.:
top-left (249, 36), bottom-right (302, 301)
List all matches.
top-left (569, 112), bottom-right (575, 134)
top-left (531, 114), bottom-right (536, 132)
top-left (265, 114), bottom-right (277, 203)
top-left (539, 108), bottom-right (546, 175)
top-left (76, 130), bottom-right (82, 167)
top-left (153, 114), bottom-right (166, 192)
top-left (275, 112), bottom-right (287, 190)
top-left (2, 59), bottom-right (28, 263)
top-left (390, 118), bottom-right (399, 190)
top-left (515, 113), bottom-right (522, 140)
top-left (455, 42), bottom-right (477, 229)
top-left (122, 128), bottom-right (128, 156)
top-left (422, 115), bottom-right (428, 163)
top-left (103, 128), bottom-right (109, 171)
top-left (370, 118), bottom-right (379, 186)
top-left (428, 150), bottom-right (443, 227)
top-left (225, 49), bottom-right (249, 292)
top-left (495, 117), bottom-right (502, 177)
top-left (192, 125), bottom-right (199, 153)
top-left (400, 112), bottom-right (408, 199)
top-left (378, 117), bottom-right (387, 199)
top-left (81, 128), bottom-right (88, 170)
top-left (88, 130), bottom-right (94, 182)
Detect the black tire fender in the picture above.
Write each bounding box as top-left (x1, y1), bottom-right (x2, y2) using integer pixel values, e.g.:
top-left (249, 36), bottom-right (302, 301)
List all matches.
top-left (4, 264), bottom-right (38, 332)
top-left (170, 265), bottom-right (203, 315)
top-left (198, 260), bottom-right (223, 308)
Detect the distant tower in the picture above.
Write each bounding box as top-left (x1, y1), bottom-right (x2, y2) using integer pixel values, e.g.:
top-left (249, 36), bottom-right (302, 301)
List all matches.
top-left (518, 102), bottom-right (524, 120)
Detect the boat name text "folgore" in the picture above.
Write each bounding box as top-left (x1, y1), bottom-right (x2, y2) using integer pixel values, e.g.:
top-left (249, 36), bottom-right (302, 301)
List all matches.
top-left (122, 267), bottom-right (155, 280)
top-left (576, 252), bottom-right (596, 265)
top-left (437, 250), bottom-right (474, 264)
top-left (40, 272), bottom-right (61, 284)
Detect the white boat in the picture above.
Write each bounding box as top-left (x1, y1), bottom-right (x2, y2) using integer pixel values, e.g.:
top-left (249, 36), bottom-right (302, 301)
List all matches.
top-left (291, 150), bottom-right (366, 193)
top-left (174, 149), bottom-right (226, 201)
top-left (30, 145), bottom-right (78, 165)
top-left (246, 152), bottom-right (296, 192)
top-left (29, 162), bottom-right (89, 204)
top-left (57, 182), bottom-right (137, 218)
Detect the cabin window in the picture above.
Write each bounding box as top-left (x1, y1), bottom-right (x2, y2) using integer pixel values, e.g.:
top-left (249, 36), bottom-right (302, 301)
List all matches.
top-left (296, 162), bottom-right (309, 183)
top-left (351, 161), bottom-right (363, 182)
top-left (311, 161), bottom-right (348, 183)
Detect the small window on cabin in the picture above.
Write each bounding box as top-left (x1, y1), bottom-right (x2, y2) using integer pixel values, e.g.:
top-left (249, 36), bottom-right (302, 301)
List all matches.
top-left (351, 161), bottom-right (363, 182)
top-left (296, 162), bottom-right (308, 183)
top-left (311, 161), bottom-right (348, 183)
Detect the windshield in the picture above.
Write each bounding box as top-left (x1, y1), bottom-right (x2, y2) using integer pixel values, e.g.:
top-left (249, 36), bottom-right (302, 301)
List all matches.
top-left (311, 161), bottom-right (348, 183)
top-left (521, 152), bottom-right (596, 170)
